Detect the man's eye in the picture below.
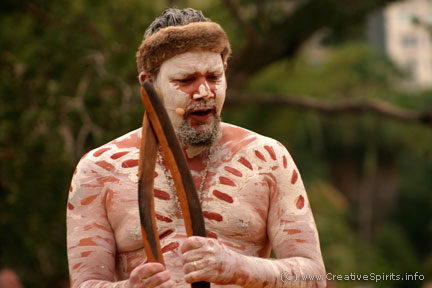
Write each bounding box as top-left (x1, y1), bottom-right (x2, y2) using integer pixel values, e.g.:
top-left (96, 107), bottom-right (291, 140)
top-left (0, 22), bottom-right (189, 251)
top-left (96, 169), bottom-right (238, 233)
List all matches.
top-left (176, 78), bottom-right (194, 84)
top-left (206, 75), bottom-right (220, 81)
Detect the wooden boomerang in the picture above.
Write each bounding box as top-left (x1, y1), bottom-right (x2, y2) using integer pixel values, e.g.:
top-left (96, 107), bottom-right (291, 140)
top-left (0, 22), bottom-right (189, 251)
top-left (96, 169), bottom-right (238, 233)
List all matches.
top-left (138, 81), bottom-right (209, 288)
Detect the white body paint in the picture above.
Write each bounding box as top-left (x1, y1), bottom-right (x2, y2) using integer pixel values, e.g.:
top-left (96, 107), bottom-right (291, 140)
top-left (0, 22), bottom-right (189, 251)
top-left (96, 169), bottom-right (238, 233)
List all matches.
top-left (67, 51), bottom-right (325, 288)
top-left (67, 123), bottom-right (326, 287)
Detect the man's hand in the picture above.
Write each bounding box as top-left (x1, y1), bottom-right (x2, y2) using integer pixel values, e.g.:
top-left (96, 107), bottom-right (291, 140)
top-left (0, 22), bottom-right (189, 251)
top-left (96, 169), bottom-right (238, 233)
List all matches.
top-left (181, 236), bottom-right (239, 285)
top-left (128, 262), bottom-right (174, 288)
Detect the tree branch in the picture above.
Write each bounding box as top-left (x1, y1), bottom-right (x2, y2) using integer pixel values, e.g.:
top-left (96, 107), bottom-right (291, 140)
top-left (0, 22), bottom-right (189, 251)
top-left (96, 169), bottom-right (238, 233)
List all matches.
top-left (226, 0), bottom-right (402, 88)
top-left (225, 90), bottom-right (432, 126)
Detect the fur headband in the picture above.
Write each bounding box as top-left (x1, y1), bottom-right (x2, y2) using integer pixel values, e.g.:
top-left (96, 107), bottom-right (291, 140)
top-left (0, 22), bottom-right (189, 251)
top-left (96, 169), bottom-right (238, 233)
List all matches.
top-left (136, 22), bottom-right (231, 73)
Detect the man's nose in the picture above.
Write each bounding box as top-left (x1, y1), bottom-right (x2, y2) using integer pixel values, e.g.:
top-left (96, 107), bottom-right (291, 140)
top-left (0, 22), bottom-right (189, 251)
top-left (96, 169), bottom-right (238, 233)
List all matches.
top-left (192, 80), bottom-right (213, 100)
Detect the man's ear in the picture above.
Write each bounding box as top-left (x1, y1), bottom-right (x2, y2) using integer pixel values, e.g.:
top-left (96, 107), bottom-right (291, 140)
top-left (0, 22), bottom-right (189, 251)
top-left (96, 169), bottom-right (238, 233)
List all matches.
top-left (138, 72), bottom-right (154, 85)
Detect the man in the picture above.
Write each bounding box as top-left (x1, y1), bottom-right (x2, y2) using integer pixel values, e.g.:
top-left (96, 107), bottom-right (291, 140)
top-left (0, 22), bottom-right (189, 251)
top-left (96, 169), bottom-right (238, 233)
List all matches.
top-left (67, 8), bottom-right (326, 288)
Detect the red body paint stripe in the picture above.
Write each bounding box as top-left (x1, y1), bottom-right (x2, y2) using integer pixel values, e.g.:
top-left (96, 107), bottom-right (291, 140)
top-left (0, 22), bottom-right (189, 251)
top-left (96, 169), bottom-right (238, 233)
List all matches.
top-left (203, 211), bottom-right (223, 222)
top-left (296, 195), bottom-right (305, 209)
top-left (222, 241), bottom-right (246, 251)
top-left (219, 176), bottom-right (236, 186)
top-left (81, 251), bottom-right (92, 257)
top-left (213, 189), bottom-right (234, 203)
top-left (94, 147), bottom-right (111, 157)
top-left (94, 223), bottom-right (112, 233)
top-left (291, 169), bottom-right (298, 184)
top-left (284, 229), bottom-right (301, 235)
top-left (264, 145), bottom-right (277, 160)
top-left (67, 202), bottom-right (74, 210)
top-left (97, 176), bottom-right (120, 185)
top-left (154, 189), bottom-right (170, 200)
top-left (238, 157), bottom-right (253, 170)
top-left (155, 213), bottom-right (173, 223)
top-left (255, 150), bottom-right (266, 162)
top-left (79, 237), bottom-right (97, 246)
top-left (96, 160), bottom-right (115, 172)
top-left (283, 155), bottom-right (288, 169)
top-left (111, 151), bottom-right (129, 159)
top-left (121, 159), bottom-right (139, 168)
top-left (281, 219), bottom-right (295, 224)
top-left (224, 166), bottom-right (243, 177)
top-left (161, 241), bottom-right (179, 253)
top-left (159, 229), bottom-right (174, 240)
top-left (81, 194), bottom-right (98, 205)
top-left (207, 231), bottom-right (218, 239)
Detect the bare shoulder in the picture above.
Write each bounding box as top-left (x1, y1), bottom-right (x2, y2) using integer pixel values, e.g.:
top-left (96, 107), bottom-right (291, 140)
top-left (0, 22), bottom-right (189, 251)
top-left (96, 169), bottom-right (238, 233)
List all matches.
top-left (77, 128), bottom-right (141, 167)
top-left (219, 122), bottom-right (290, 157)
top-left (68, 128), bottom-right (142, 207)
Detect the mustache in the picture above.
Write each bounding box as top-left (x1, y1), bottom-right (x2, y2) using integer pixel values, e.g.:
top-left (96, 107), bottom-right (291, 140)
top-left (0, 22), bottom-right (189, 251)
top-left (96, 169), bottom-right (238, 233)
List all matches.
top-left (184, 99), bottom-right (217, 113)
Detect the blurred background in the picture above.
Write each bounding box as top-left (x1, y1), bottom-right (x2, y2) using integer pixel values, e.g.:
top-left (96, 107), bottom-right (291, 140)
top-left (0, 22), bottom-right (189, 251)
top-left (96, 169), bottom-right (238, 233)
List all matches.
top-left (1, 0), bottom-right (431, 287)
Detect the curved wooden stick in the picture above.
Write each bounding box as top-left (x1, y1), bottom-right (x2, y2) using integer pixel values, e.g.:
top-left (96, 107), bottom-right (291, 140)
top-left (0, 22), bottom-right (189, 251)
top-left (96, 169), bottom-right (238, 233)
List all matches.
top-left (137, 111), bottom-right (164, 264)
top-left (141, 83), bottom-right (207, 238)
top-left (140, 82), bottom-right (209, 288)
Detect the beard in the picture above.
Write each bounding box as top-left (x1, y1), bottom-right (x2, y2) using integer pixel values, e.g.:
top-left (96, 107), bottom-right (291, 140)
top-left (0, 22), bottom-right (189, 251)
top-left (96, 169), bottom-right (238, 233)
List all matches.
top-left (175, 100), bottom-right (221, 147)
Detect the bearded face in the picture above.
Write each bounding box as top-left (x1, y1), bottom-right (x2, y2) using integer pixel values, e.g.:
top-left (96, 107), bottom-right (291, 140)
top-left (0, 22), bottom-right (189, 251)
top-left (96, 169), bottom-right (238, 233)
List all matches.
top-left (153, 51), bottom-right (227, 147)
top-left (176, 100), bottom-right (221, 147)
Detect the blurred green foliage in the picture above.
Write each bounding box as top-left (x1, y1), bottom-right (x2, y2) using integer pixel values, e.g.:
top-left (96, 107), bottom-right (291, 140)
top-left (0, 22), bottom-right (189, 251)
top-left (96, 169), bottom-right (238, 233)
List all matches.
top-left (225, 41), bottom-right (432, 287)
top-left (1, 0), bottom-right (431, 287)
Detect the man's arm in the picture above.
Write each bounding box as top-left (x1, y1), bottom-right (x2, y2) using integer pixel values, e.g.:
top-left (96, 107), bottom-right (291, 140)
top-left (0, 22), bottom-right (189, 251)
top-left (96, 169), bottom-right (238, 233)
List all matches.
top-left (181, 141), bottom-right (326, 287)
top-left (67, 153), bottom-right (174, 288)
top-left (240, 144), bottom-right (326, 286)
top-left (67, 155), bottom-right (125, 288)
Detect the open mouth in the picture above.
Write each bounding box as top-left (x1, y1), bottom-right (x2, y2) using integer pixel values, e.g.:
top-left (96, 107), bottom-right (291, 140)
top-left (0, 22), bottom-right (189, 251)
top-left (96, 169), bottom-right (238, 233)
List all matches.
top-left (190, 108), bottom-right (214, 116)
top-left (186, 107), bottom-right (216, 122)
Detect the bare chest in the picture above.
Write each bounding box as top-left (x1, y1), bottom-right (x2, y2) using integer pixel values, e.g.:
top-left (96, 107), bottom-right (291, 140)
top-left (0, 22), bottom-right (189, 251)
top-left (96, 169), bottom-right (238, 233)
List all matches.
top-left (104, 157), bottom-right (271, 256)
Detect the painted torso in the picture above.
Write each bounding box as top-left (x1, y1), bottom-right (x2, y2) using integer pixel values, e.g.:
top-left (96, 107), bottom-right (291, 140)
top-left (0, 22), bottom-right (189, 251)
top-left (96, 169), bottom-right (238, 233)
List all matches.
top-left (67, 123), bottom-right (313, 287)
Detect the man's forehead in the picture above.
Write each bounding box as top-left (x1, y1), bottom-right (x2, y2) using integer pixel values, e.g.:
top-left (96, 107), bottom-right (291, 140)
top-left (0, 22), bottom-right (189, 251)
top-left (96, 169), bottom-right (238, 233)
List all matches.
top-left (160, 51), bottom-right (224, 76)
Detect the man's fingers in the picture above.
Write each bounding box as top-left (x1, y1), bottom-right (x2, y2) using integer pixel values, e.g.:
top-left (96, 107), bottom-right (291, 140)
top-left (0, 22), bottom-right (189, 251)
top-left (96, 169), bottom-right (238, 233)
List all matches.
top-left (181, 249), bottom-right (207, 265)
top-left (155, 279), bottom-right (175, 288)
top-left (129, 262), bottom-right (167, 287)
top-left (137, 262), bottom-right (165, 279)
top-left (180, 236), bottom-right (205, 253)
top-left (143, 269), bottom-right (171, 287)
top-left (183, 259), bottom-right (207, 274)
top-left (184, 270), bottom-right (208, 284)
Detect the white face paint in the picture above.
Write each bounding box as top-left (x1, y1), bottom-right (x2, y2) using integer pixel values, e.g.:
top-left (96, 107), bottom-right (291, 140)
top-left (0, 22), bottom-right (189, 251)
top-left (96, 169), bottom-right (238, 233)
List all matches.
top-left (153, 51), bottom-right (227, 130)
top-left (193, 82), bottom-right (211, 99)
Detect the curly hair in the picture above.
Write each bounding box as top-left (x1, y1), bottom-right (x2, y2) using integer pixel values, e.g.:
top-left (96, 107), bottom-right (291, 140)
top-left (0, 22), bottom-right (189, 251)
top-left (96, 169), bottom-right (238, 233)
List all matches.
top-left (144, 8), bottom-right (209, 38)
